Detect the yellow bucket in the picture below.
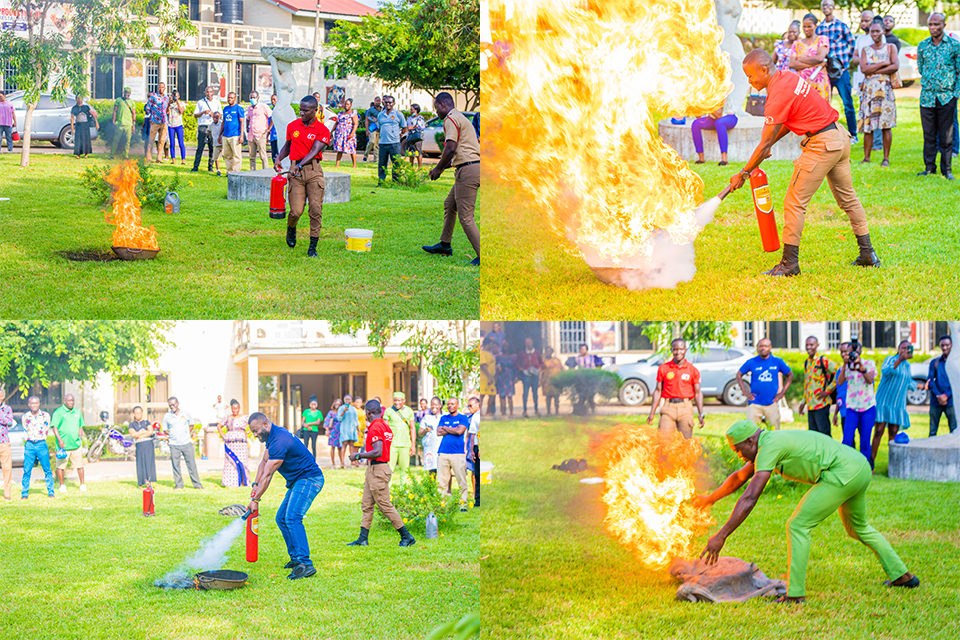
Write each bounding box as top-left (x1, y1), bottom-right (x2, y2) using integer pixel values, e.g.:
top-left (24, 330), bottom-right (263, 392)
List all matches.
top-left (479, 461), bottom-right (493, 485)
top-left (345, 228), bottom-right (373, 252)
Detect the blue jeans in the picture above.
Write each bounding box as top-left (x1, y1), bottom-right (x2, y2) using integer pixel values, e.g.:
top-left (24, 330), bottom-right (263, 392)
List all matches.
top-left (22, 440), bottom-right (55, 497)
top-left (843, 406), bottom-right (876, 466)
top-left (929, 403), bottom-right (957, 437)
top-left (276, 474), bottom-right (324, 565)
top-left (829, 70), bottom-right (857, 137)
top-left (521, 372), bottom-right (539, 413)
top-left (0, 125), bottom-right (12, 151)
top-left (168, 125), bottom-right (185, 159)
top-left (378, 142), bottom-right (402, 182)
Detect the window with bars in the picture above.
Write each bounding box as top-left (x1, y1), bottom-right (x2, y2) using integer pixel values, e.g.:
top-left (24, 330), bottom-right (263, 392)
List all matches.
top-left (742, 322), bottom-right (755, 347)
top-left (826, 321), bottom-right (841, 350)
top-left (558, 321), bottom-right (586, 354)
top-left (146, 58), bottom-right (160, 94)
top-left (113, 373), bottom-right (171, 423)
top-left (858, 321), bottom-right (907, 350)
top-left (930, 322), bottom-right (951, 350)
top-left (623, 322), bottom-right (653, 351)
top-left (2, 63), bottom-right (18, 92)
top-left (766, 321), bottom-right (801, 349)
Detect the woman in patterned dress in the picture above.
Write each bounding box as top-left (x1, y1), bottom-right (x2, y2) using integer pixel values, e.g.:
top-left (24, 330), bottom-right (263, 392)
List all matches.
top-left (872, 341), bottom-right (916, 467)
top-left (857, 19), bottom-right (899, 166)
top-left (324, 398), bottom-right (345, 469)
top-left (788, 14), bottom-right (831, 101)
top-left (332, 99), bottom-right (359, 169)
top-left (217, 399), bottom-right (250, 487)
top-left (773, 21), bottom-right (800, 72)
top-left (496, 340), bottom-right (518, 418)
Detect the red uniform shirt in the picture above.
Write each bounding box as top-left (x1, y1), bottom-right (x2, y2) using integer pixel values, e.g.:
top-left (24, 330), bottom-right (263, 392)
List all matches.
top-left (763, 70), bottom-right (839, 136)
top-left (656, 359), bottom-right (701, 399)
top-left (286, 118), bottom-right (331, 162)
top-left (365, 418), bottom-right (393, 463)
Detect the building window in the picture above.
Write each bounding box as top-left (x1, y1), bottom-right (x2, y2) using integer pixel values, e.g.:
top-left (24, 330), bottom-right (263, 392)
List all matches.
top-left (146, 58), bottom-right (160, 94)
top-left (168, 58), bottom-right (211, 101)
top-left (742, 322), bottom-right (755, 347)
top-left (113, 373), bottom-right (170, 423)
top-left (766, 321), bottom-right (800, 349)
top-left (2, 62), bottom-right (18, 92)
top-left (7, 381), bottom-right (63, 413)
top-left (558, 321), bottom-right (586, 354)
top-left (930, 322), bottom-right (951, 350)
top-left (826, 321), bottom-right (841, 350)
top-left (858, 321), bottom-right (905, 350)
top-left (93, 54), bottom-right (124, 100)
top-left (623, 322), bottom-right (653, 351)
top-left (259, 375), bottom-right (280, 425)
top-left (236, 62), bottom-right (255, 101)
top-left (324, 20), bottom-right (338, 44)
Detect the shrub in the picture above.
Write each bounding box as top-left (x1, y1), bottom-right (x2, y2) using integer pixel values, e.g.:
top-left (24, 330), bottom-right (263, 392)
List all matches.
top-left (377, 470), bottom-right (463, 532)
top-left (376, 152), bottom-right (431, 189)
top-left (80, 158), bottom-right (182, 210)
top-left (549, 369), bottom-right (622, 415)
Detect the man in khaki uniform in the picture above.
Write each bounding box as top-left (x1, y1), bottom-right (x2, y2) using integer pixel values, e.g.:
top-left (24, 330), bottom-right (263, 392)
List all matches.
top-left (423, 92), bottom-right (481, 266)
top-left (646, 339), bottom-right (705, 439)
top-left (729, 49), bottom-right (880, 276)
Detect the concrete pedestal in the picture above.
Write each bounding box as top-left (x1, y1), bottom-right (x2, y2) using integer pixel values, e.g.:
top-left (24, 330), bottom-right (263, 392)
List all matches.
top-left (658, 115), bottom-right (803, 163)
top-left (888, 432), bottom-right (960, 483)
top-left (226, 169), bottom-right (351, 204)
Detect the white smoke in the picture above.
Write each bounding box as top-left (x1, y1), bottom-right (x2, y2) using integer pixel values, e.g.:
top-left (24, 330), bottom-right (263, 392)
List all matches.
top-left (154, 518), bottom-right (246, 588)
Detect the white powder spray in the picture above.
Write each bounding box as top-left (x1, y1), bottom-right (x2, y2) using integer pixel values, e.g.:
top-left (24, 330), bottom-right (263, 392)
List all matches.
top-left (154, 518), bottom-right (246, 588)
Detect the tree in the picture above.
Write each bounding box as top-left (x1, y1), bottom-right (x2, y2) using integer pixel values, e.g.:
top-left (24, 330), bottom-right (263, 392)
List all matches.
top-left (635, 322), bottom-right (735, 356)
top-left (326, 0), bottom-right (480, 109)
top-left (0, 320), bottom-right (176, 399)
top-left (0, 0), bottom-right (196, 167)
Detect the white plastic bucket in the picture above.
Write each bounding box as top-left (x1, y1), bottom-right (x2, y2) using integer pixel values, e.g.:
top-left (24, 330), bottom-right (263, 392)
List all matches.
top-left (345, 228), bottom-right (373, 252)
top-left (480, 460), bottom-right (493, 485)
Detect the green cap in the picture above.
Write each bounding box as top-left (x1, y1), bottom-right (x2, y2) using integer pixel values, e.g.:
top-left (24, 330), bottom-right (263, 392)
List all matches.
top-left (123, 87), bottom-right (131, 93)
top-left (393, 391), bottom-right (405, 400)
top-left (726, 420), bottom-right (761, 448)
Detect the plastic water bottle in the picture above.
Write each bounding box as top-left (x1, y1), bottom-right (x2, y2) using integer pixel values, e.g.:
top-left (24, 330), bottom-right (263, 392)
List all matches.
top-left (426, 513), bottom-right (438, 539)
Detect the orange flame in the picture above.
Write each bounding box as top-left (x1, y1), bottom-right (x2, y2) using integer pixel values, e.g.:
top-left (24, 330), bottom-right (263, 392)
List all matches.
top-left (597, 424), bottom-right (713, 570)
top-left (104, 160), bottom-right (159, 250)
top-left (483, 0), bottom-right (732, 285)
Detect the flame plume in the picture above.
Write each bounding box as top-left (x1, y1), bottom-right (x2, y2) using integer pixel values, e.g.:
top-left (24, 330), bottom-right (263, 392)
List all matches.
top-left (597, 424), bottom-right (713, 570)
top-left (104, 161), bottom-right (159, 250)
top-left (483, 0), bottom-right (732, 288)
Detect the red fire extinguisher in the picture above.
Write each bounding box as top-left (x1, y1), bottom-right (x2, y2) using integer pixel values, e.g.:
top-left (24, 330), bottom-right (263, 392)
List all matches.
top-left (749, 168), bottom-right (780, 252)
top-left (142, 483), bottom-right (155, 516)
top-left (246, 509), bottom-right (259, 562)
top-left (269, 173), bottom-right (287, 219)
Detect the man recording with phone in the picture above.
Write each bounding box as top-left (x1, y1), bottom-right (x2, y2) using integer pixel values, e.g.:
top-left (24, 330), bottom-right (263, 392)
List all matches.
top-left (835, 340), bottom-right (877, 464)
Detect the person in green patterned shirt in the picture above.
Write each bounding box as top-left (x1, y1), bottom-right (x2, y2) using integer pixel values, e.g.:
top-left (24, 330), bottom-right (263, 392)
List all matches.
top-left (798, 336), bottom-right (838, 437)
top-left (916, 13), bottom-right (960, 179)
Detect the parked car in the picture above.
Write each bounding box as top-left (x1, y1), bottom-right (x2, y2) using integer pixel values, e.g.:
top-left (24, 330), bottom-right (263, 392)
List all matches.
top-left (8, 420), bottom-right (27, 467)
top-left (605, 347), bottom-right (756, 407)
top-left (421, 111), bottom-right (478, 157)
top-left (5, 91), bottom-right (101, 149)
top-left (908, 360), bottom-right (931, 405)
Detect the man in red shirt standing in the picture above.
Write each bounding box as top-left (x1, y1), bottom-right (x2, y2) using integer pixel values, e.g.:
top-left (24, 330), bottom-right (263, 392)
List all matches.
top-left (274, 95), bottom-right (331, 258)
top-left (515, 337), bottom-right (544, 418)
top-left (646, 339), bottom-right (705, 439)
top-left (347, 399), bottom-right (417, 548)
top-left (728, 49), bottom-right (880, 277)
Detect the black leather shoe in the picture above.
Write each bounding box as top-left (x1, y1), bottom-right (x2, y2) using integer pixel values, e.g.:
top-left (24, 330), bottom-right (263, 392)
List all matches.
top-left (469, 257), bottom-right (479, 266)
top-left (422, 243), bottom-right (452, 256)
top-left (917, 170), bottom-right (935, 176)
top-left (947, 172), bottom-right (956, 181)
top-left (190, 167), bottom-right (198, 172)
top-left (286, 226), bottom-right (297, 248)
top-left (851, 251), bottom-right (881, 267)
top-left (762, 260), bottom-right (801, 277)
top-left (307, 237), bottom-right (319, 258)
top-left (287, 564), bottom-right (317, 580)
top-left (283, 560), bottom-right (298, 569)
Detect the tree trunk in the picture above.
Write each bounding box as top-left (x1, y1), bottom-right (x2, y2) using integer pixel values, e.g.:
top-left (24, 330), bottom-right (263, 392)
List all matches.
top-left (19, 102), bottom-right (37, 167)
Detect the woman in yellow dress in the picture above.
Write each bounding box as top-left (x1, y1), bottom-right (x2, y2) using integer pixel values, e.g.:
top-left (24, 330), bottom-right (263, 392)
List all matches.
top-left (479, 337), bottom-right (498, 415)
top-left (540, 347), bottom-right (566, 415)
top-left (353, 396), bottom-right (367, 467)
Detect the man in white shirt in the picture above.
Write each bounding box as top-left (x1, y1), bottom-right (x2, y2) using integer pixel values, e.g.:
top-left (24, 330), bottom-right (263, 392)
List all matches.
top-left (213, 395), bottom-right (228, 422)
top-left (162, 396), bottom-right (204, 490)
top-left (192, 85), bottom-right (222, 173)
top-left (467, 397), bottom-right (480, 508)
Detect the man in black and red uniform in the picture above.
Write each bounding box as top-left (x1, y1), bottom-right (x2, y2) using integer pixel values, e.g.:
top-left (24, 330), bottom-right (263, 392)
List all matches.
top-left (728, 48), bottom-right (880, 277)
top-left (646, 339), bottom-right (705, 439)
top-left (274, 94), bottom-right (331, 258)
top-left (346, 399), bottom-right (417, 548)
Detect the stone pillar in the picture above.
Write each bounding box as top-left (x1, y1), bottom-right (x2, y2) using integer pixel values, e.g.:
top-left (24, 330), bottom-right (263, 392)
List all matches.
top-left (715, 0), bottom-right (749, 114)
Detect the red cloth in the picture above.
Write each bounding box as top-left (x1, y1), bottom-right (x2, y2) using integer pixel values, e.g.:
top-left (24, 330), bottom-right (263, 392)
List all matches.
top-left (515, 349), bottom-right (544, 372)
top-left (286, 118), bottom-right (331, 163)
top-left (656, 359), bottom-right (701, 399)
top-left (763, 70), bottom-right (839, 136)
top-left (365, 418), bottom-right (393, 463)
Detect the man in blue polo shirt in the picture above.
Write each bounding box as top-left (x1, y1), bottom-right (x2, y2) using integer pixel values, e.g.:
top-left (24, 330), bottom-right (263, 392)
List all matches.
top-left (375, 95), bottom-right (407, 184)
top-left (437, 397), bottom-right (470, 510)
top-left (247, 412), bottom-right (324, 580)
top-left (736, 338), bottom-right (794, 429)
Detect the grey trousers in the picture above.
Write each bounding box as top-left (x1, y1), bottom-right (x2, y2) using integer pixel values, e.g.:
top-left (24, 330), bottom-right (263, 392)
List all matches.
top-left (170, 443), bottom-right (203, 489)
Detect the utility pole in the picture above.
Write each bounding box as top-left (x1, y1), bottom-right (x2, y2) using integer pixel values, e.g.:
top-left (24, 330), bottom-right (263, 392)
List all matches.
top-left (308, 0), bottom-right (321, 92)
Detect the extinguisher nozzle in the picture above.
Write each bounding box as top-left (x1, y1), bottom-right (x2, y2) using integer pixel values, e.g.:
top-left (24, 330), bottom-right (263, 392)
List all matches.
top-left (241, 508), bottom-right (253, 520)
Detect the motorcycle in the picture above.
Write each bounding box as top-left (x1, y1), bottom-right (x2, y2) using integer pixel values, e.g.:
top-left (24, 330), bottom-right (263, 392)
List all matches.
top-left (86, 424), bottom-right (136, 463)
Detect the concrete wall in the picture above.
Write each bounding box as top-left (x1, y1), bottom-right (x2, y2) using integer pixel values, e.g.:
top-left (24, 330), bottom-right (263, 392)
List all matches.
top-left (243, 0), bottom-right (293, 30)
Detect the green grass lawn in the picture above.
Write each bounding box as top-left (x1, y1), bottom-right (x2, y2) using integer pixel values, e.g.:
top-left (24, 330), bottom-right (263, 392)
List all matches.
top-left (1, 468), bottom-right (480, 639)
top-left (482, 414), bottom-right (960, 639)
top-left (0, 156), bottom-right (478, 318)
top-left (481, 97), bottom-right (960, 318)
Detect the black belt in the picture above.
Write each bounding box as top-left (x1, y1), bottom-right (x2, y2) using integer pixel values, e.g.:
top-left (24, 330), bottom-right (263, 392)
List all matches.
top-left (805, 122), bottom-right (837, 138)
top-left (667, 398), bottom-right (691, 403)
top-left (455, 160), bottom-right (480, 168)
top-left (370, 460), bottom-right (388, 465)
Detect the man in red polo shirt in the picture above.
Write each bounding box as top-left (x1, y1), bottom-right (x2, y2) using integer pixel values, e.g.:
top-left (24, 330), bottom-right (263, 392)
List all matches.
top-left (727, 49), bottom-right (880, 277)
top-left (646, 339), bottom-right (705, 439)
top-left (274, 95), bottom-right (331, 258)
top-left (346, 399), bottom-right (416, 548)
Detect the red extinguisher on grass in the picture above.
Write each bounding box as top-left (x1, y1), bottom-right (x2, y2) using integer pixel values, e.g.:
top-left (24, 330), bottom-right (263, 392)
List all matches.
top-left (749, 168), bottom-right (780, 252)
top-left (269, 172), bottom-right (288, 220)
top-left (142, 483), bottom-right (155, 516)
top-left (244, 507), bottom-right (259, 562)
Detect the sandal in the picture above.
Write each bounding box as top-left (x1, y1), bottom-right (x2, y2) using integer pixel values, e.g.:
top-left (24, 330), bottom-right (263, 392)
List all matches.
top-left (880, 160), bottom-right (889, 168)
top-left (772, 595), bottom-right (805, 604)
top-left (694, 159), bottom-right (705, 164)
top-left (883, 575), bottom-right (920, 588)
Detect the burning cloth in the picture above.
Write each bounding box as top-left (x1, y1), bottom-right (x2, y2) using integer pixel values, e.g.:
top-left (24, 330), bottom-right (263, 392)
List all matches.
top-left (670, 557), bottom-right (786, 603)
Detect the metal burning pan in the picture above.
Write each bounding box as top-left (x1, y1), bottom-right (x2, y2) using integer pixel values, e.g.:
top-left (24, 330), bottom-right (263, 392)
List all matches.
top-left (196, 570), bottom-right (249, 590)
top-left (112, 246), bottom-right (160, 260)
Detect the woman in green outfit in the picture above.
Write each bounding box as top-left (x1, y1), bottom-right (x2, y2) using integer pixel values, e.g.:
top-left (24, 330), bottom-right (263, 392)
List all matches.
top-left (301, 395), bottom-right (323, 460)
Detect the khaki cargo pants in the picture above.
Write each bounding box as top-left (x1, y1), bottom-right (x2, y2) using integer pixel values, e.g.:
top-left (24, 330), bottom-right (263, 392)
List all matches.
top-left (288, 160), bottom-right (325, 238)
top-left (658, 399), bottom-right (695, 439)
top-left (441, 162), bottom-right (481, 258)
top-left (782, 127), bottom-right (869, 246)
top-left (360, 463), bottom-right (404, 530)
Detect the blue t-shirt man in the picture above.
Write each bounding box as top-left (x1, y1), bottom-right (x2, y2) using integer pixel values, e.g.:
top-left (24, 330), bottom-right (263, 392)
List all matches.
top-left (221, 103), bottom-right (245, 138)
top-left (739, 355), bottom-right (791, 406)
top-left (267, 423), bottom-right (323, 488)
top-left (376, 108), bottom-right (407, 145)
top-left (437, 413), bottom-right (471, 455)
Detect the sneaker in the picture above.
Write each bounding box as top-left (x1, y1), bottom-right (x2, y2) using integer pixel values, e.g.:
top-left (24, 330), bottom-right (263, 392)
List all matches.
top-left (287, 564), bottom-right (317, 580)
top-left (59, 485), bottom-right (67, 494)
top-left (79, 484), bottom-right (88, 492)
top-left (283, 560), bottom-right (298, 569)
top-left (217, 171), bottom-right (221, 177)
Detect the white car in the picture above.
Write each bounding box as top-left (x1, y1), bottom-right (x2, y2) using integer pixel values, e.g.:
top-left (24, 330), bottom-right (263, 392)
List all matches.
top-left (421, 111), bottom-right (479, 157)
top-left (5, 91), bottom-right (101, 148)
top-left (7, 421), bottom-right (28, 467)
top-left (898, 32), bottom-right (960, 87)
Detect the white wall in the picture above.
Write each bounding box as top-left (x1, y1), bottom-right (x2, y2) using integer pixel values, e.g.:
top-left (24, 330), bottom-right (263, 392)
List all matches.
top-left (245, 1), bottom-right (294, 30)
top-left (739, 1), bottom-right (920, 35)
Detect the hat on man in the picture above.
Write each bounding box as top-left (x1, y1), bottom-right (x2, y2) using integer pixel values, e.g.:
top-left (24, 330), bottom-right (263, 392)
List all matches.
top-left (726, 420), bottom-right (761, 449)
top-left (393, 392), bottom-right (405, 400)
